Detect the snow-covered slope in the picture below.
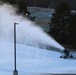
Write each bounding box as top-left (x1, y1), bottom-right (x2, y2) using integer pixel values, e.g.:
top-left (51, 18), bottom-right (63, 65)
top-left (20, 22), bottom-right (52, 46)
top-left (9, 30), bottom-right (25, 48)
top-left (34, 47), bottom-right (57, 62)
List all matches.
top-left (28, 7), bottom-right (54, 32)
top-left (0, 42), bottom-right (76, 75)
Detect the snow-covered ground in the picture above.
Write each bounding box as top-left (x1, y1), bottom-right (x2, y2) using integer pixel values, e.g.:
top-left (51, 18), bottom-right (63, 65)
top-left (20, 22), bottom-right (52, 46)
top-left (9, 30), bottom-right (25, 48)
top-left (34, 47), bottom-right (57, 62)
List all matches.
top-left (28, 7), bottom-right (54, 32)
top-left (0, 42), bottom-right (76, 75)
top-left (28, 7), bottom-right (53, 21)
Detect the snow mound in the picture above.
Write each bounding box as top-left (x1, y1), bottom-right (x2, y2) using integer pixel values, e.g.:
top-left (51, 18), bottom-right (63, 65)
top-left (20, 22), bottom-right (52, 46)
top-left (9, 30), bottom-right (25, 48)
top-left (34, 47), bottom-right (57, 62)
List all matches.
top-left (0, 42), bottom-right (76, 75)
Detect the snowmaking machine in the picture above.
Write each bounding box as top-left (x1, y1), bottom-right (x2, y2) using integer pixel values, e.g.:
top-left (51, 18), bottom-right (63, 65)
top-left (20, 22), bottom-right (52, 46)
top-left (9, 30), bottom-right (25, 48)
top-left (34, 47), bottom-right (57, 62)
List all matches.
top-left (60, 49), bottom-right (73, 59)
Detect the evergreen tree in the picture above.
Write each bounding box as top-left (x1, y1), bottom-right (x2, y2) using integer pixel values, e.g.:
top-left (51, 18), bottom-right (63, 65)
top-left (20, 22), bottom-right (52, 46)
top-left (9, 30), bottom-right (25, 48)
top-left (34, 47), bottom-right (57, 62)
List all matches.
top-left (2, 0), bottom-right (16, 4)
top-left (69, 12), bottom-right (76, 44)
top-left (17, 0), bottom-right (27, 14)
top-left (8, 0), bottom-right (16, 4)
top-left (48, 2), bottom-right (72, 44)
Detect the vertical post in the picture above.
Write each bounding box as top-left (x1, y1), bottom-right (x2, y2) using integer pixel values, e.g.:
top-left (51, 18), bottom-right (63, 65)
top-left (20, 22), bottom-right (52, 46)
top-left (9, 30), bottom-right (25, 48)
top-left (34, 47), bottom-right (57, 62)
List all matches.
top-left (13, 23), bottom-right (18, 75)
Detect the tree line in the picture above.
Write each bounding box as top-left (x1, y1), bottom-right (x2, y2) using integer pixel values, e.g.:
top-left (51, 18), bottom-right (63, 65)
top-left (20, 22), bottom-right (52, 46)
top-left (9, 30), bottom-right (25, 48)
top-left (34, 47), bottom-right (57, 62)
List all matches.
top-left (48, 2), bottom-right (76, 46)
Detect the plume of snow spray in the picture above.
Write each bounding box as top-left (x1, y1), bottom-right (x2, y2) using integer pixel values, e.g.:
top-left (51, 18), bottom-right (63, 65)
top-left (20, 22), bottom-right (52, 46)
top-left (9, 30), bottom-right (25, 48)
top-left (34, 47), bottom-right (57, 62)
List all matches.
top-left (0, 3), bottom-right (64, 51)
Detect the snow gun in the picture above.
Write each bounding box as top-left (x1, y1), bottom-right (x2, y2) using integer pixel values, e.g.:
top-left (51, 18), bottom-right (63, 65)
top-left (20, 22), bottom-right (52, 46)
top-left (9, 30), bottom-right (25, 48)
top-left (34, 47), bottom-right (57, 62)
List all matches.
top-left (60, 49), bottom-right (73, 59)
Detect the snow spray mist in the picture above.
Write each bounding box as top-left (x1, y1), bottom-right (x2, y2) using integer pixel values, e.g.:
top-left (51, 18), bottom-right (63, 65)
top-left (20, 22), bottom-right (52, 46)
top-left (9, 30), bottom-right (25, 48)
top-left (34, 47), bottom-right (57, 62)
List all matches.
top-left (0, 3), bottom-right (64, 51)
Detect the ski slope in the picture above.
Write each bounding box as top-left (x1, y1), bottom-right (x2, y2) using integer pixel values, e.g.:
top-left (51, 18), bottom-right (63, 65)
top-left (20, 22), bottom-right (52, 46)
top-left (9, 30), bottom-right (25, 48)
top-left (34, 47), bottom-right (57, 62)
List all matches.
top-left (0, 3), bottom-right (76, 75)
top-left (0, 42), bottom-right (76, 75)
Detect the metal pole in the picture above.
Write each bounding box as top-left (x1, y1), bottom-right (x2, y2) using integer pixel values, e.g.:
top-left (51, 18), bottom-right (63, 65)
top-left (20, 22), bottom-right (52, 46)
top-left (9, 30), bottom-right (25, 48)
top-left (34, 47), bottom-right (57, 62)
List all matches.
top-left (13, 23), bottom-right (18, 75)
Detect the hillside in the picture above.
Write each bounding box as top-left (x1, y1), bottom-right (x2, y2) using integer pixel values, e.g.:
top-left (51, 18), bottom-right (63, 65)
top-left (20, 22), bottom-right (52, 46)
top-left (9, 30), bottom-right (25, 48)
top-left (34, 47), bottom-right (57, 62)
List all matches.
top-left (27, 7), bottom-right (54, 32)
